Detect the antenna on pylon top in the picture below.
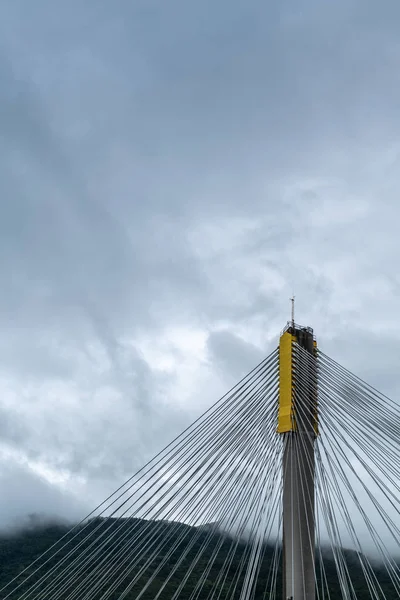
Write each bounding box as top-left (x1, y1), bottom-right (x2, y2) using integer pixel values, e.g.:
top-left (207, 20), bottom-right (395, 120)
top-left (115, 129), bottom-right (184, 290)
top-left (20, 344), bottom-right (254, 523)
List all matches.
top-left (290, 295), bottom-right (295, 328)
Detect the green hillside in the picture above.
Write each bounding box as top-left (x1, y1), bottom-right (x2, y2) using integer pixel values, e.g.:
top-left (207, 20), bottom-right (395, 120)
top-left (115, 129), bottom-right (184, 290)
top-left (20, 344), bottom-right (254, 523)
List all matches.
top-left (0, 518), bottom-right (397, 599)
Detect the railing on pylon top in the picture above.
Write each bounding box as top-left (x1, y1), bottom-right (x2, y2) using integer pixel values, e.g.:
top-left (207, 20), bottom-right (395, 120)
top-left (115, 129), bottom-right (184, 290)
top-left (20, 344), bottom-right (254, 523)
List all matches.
top-left (280, 321), bottom-right (315, 339)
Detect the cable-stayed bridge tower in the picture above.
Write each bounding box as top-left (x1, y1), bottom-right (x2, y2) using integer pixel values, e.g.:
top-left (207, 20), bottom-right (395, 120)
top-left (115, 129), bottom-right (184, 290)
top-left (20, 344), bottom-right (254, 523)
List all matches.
top-left (278, 322), bottom-right (318, 600)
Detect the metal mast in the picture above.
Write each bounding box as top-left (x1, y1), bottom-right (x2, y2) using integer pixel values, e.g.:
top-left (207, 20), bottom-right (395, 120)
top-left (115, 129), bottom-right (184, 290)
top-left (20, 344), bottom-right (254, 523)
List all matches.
top-left (277, 321), bottom-right (318, 600)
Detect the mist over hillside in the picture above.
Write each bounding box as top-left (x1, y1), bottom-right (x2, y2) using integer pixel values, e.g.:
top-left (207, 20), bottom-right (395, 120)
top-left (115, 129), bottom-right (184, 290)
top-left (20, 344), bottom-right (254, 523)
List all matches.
top-left (0, 517), bottom-right (397, 600)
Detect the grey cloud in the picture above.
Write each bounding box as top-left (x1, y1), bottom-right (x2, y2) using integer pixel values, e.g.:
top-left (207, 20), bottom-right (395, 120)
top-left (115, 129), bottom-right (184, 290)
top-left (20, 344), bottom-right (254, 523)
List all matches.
top-left (0, 0), bottom-right (399, 527)
top-left (206, 331), bottom-right (265, 383)
top-left (0, 461), bottom-right (87, 531)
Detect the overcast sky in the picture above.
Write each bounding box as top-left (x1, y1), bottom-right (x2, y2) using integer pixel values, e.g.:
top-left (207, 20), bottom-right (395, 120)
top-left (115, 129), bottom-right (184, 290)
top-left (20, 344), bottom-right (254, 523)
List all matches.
top-left (0, 0), bottom-right (400, 529)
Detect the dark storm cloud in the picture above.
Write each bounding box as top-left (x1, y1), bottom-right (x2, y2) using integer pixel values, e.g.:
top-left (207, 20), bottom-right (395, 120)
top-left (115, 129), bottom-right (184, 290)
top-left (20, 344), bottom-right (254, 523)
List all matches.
top-left (0, 0), bottom-right (399, 526)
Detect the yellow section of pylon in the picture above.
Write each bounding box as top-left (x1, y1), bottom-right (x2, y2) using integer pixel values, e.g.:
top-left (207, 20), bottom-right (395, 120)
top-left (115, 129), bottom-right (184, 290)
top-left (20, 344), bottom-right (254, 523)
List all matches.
top-left (312, 339), bottom-right (319, 436)
top-left (277, 331), bottom-right (296, 433)
top-left (277, 328), bottom-right (319, 435)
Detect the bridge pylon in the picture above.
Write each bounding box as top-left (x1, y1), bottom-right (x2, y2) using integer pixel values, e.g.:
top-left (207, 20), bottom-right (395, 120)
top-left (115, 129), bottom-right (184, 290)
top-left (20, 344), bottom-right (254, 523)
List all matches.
top-left (278, 322), bottom-right (318, 600)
